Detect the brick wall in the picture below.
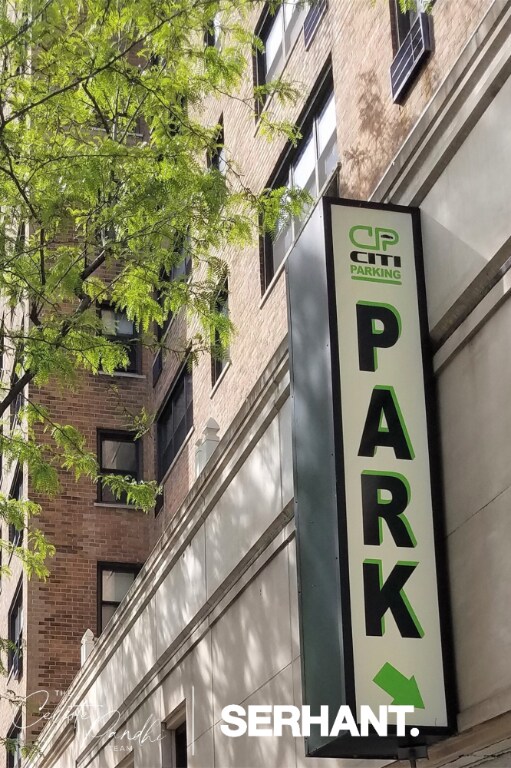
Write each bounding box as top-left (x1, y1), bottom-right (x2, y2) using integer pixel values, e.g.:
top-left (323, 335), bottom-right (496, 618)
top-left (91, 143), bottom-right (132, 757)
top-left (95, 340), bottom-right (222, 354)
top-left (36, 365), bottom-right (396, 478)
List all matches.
top-left (0, 361), bottom-right (154, 757)
top-left (152, 0), bottom-right (493, 533)
top-left (0, 1), bottom-right (495, 761)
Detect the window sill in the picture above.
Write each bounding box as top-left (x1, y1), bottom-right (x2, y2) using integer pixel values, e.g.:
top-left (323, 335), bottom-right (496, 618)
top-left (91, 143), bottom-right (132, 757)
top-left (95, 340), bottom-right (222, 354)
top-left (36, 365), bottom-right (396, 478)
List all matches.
top-left (210, 360), bottom-right (231, 399)
top-left (259, 163), bottom-right (340, 309)
top-left (98, 371), bottom-right (146, 380)
top-left (159, 427), bottom-right (194, 487)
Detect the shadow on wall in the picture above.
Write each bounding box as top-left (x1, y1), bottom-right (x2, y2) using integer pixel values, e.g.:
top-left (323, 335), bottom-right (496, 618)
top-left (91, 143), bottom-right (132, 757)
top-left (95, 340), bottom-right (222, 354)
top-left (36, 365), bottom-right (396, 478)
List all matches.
top-left (342, 69), bottom-right (414, 199)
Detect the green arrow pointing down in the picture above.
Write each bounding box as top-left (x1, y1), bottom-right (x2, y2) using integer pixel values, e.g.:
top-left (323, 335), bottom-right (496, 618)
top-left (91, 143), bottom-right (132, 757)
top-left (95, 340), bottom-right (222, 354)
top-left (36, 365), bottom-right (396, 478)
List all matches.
top-left (373, 663), bottom-right (425, 708)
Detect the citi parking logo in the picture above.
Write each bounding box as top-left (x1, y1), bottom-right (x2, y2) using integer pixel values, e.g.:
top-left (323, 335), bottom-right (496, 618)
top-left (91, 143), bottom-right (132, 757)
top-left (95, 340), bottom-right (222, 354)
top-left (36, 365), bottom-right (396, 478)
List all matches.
top-left (349, 225), bottom-right (399, 252)
top-left (349, 225), bottom-right (402, 286)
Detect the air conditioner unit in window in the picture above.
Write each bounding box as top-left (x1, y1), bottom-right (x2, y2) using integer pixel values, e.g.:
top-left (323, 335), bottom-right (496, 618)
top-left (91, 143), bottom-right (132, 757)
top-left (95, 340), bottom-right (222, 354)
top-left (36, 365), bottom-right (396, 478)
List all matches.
top-left (390, 13), bottom-right (433, 104)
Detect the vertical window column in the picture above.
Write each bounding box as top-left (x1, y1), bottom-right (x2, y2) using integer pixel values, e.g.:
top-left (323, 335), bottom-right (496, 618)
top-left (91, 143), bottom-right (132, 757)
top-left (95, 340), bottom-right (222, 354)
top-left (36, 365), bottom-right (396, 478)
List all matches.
top-left (261, 87), bottom-right (338, 290)
top-left (157, 365), bottom-right (193, 479)
top-left (8, 582), bottom-right (23, 679)
top-left (6, 712), bottom-right (22, 768)
top-left (211, 278), bottom-right (230, 388)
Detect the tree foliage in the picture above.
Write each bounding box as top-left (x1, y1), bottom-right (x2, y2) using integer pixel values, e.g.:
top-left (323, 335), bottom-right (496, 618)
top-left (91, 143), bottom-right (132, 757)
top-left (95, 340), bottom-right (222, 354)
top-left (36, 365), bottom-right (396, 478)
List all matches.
top-left (0, 0), bottom-right (308, 750)
top-left (0, 0), bottom-right (428, 752)
top-left (0, 3), bottom-right (302, 518)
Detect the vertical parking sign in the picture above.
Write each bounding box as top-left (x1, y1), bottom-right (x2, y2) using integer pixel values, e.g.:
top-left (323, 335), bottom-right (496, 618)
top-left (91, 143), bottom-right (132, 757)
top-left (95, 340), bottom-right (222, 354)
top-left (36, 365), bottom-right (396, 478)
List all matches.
top-left (287, 198), bottom-right (455, 759)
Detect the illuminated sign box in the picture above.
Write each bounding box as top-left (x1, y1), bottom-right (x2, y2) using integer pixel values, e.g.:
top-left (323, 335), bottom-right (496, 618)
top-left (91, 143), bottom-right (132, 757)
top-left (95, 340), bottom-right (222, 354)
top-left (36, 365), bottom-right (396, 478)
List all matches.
top-left (286, 198), bottom-right (455, 759)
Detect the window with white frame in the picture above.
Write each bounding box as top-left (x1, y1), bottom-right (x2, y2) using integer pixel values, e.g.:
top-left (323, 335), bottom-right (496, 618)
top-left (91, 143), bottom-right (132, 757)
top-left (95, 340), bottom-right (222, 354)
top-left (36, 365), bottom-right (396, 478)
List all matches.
top-left (261, 86), bottom-right (338, 290)
top-left (254, 1), bottom-right (308, 111)
top-left (205, 11), bottom-right (222, 48)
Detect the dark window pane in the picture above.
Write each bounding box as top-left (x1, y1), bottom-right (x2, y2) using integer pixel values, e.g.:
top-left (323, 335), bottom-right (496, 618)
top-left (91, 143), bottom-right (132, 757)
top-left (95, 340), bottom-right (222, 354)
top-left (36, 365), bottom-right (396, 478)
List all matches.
top-left (172, 386), bottom-right (186, 435)
top-left (6, 715), bottom-right (22, 768)
top-left (8, 585), bottom-right (23, 679)
top-left (211, 280), bottom-right (229, 387)
top-left (99, 483), bottom-right (128, 504)
top-left (394, 1), bottom-right (418, 47)
top-left (158, 366), bottom-right (193, 479)
top-left (175, 722), bottom-right (187, 768)
top-left (101, 439), bottom-right (137, 472)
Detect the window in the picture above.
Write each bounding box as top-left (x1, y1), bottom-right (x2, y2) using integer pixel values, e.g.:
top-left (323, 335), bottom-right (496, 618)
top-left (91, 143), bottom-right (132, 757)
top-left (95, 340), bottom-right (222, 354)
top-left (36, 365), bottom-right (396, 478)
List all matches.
top-left (157, 364), bottom-right (193, 479)
top-left (208, 115), bottom-right (226, 174)
top-left (204, 11), bottom-right (221, 48)
top-left (389, 2), bottom-right (433, 103)
top-left (261, 86), bottom-right (338, 291)
top-left (162, 713), bottom-right (188, 768)
top-left (255, 1), bottom-right (308, 102)
top-left (303, 0), bottom-right (328, 49)
top-left (98, 563), bottom-right (140, 633)
top-left (6, 712), bottom-right (22, 768)
top-left (0, 314), bottom-right (4, 372)
top-left (10, 371), bottom-right (23, 430)
top-left (174, 721), bottom-right (187, 768)
top-left (97, 431), bottom-right (140, 504)
top-left (153, 238), bottom-right (192, 387)
top-left (211, 278), bottom-right (229, 388)
top-left (99, 305), bottom-right (141, 374)
top-left (391, 0), bottom-right (418, 49)
top-left (8, 468), bottom-right (23, 552)
top-left (8, 582), bottom-right (23, 680)
top-left (157, 241), bottom-right (192, 341)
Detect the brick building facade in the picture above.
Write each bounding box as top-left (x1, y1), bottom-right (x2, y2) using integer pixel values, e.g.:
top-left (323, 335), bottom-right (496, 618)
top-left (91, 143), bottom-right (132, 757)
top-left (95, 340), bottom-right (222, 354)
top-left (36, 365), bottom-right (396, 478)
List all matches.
top-left (2, 1), bottom-right (511, 767)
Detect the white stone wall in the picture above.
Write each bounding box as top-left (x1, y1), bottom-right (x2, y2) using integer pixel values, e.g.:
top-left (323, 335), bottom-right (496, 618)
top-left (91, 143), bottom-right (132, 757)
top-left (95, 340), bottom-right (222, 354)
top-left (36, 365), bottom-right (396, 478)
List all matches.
top-left (421, 73), bottom-right (511, 329)
top-left (31, 361), bottom-right (370, 768)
